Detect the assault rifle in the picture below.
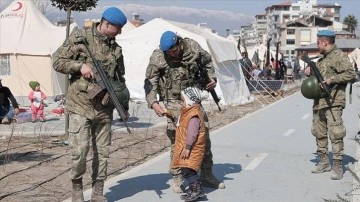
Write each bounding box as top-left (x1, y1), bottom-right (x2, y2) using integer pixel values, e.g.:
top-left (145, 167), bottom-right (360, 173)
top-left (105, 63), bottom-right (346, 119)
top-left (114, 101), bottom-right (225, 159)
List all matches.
top-left (301, 52), bottom-right (333, 101)
top-left (82, 39), bottom-right (132, 134)
top-left (196, 66), bottom-right (222, 111)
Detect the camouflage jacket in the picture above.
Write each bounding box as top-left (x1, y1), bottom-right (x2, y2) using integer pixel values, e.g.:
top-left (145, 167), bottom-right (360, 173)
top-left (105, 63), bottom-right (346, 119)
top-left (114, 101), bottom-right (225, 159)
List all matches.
top-left (144, 38), bottom-right (216, 108)
top-left (313, 44), bottom-right (356, 110)
top-left (52, 23), bottom-right (126, 122)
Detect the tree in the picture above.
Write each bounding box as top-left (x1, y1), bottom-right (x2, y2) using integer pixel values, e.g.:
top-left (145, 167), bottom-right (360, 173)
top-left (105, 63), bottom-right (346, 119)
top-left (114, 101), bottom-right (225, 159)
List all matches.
top-left (343, 14), bottom-right (358, 33)
top-left (50, 0), bottom-right (98, 138)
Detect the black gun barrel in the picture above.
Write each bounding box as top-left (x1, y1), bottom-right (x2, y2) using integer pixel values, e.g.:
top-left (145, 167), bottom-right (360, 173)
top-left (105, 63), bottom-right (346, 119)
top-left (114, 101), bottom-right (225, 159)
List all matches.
top-left (201, 68), bottom-right (221, 111)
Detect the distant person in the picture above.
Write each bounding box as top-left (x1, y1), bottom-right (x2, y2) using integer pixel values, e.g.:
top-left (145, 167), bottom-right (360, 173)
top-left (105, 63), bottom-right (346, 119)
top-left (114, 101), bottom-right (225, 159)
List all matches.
top-left (304, 29), bottom-right (356, 180)
top-left (169, 87), bottom-right (206, 201)
top-left (293, 58), bottom-right (301, 79)
top-left (28, 81), bottom-right (46, 122)
top-left (278, 54), bottom-right (287, 80)
top-left (52, 7), bottom-right (128, 201)
top-left (239, 49), bottom-right (253, 85)
top-left (0, 78), bottom-right (20, 124)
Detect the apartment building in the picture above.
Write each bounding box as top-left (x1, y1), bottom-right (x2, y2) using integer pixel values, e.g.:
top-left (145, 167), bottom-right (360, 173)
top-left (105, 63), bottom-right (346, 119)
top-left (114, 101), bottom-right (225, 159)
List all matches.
top-left (255, 14), bottom-right (267, 44)
top-left (239, 24), bottom-right (258, 47)
top-left (263, 0), bottom-right (343, 59)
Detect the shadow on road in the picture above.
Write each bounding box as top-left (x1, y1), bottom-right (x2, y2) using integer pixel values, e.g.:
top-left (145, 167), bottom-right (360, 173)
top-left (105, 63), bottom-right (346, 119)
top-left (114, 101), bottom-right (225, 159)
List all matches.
top-left (105, 163), bottom-right (242, 201)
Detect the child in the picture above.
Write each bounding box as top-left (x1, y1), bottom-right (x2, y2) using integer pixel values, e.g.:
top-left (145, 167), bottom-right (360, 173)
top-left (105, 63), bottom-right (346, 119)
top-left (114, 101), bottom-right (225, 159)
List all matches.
top-left (169, 86), bottom-right (206, 202)
top-left (28, 81), bottom-right (46, 122)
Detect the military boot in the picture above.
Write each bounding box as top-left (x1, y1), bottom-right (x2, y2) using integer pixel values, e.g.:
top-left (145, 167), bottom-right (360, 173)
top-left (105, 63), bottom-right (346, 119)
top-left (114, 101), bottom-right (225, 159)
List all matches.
top-left (172, 174), bottom-right (185, 193)
top-left (71, 178), bottom-right (84, 202)
top-left (199, 168), bottom-right (225, 189)
top-left (180, 181), bottom-right (206, 202)
top-left (311, 153), bottom-right (331, 173)
top-left (91, 180), bottom-right (107, 202)
top-left (331, 160), bottom-right (343, 180)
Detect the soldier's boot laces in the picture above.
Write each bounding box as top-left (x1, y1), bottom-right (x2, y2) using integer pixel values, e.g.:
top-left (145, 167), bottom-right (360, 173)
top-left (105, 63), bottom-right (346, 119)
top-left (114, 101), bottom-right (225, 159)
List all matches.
top-left (311, 153), bottom-right (331, 173)
top-left (172, 175), bottom-right (185, 193)
top-left (180, 181), bottom-right (206, 202)
top-left (199, 168), bottom-right (225, 189)
top-left (71, 178), bottom-right (84, 202)
top-left (91, 180), bottom-right (107, 202)
top-left (331, 160), bottom-right (343, 180)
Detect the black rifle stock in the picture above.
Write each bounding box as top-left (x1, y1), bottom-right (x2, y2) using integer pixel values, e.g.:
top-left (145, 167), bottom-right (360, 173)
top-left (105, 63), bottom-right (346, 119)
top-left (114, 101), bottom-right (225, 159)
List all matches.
top-left (82, 40), bottom-right (132, 134)
top-left (301, 52), bottom-right (333, 100)
top-left (197, 67), bottom-right (222, 111)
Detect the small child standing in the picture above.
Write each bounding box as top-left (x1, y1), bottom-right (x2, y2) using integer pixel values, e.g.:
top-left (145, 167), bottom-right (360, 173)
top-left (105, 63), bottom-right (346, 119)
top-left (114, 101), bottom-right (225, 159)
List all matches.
top-left (28, 81), bottom-right (46, 122)
top-left (170, 87), bottom-right (206, 202)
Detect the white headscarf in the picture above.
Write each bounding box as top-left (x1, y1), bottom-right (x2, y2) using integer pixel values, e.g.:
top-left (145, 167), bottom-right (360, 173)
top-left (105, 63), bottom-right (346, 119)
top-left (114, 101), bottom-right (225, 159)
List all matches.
top-left (181, 87), bottom-right (206, 107)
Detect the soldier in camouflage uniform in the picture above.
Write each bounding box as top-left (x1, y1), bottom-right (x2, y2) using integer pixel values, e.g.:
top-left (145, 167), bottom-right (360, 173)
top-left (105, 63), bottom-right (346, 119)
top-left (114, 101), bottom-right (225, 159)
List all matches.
top-left (304, 29), bottom-right (356, 180)
top-left (52, 7), bottom-right (128, 202)
top-left (144, 31), bottom-right (225, 193)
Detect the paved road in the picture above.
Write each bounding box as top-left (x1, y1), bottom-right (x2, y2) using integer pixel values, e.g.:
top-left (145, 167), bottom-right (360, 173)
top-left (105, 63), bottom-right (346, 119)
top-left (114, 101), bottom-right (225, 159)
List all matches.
top-left (60, 85), bottom-right (360, 202)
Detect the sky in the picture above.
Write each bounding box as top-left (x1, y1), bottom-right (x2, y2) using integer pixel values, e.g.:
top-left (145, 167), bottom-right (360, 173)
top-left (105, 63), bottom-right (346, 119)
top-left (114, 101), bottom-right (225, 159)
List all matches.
top-left (0, 0), bottom-right (359, 37)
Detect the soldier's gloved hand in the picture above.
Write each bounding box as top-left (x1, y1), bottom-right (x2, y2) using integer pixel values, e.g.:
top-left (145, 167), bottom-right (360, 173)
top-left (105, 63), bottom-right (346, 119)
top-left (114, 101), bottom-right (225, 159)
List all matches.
top-left (152, 102), bottom-right (164, 117)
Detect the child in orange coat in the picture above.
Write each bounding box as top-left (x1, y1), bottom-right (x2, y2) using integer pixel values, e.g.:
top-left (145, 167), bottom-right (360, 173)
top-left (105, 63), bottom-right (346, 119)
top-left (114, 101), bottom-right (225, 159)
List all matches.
top-left (28, 81), bottom-right (46, 122)
top-left (169, 87), bottom-right (206, 202)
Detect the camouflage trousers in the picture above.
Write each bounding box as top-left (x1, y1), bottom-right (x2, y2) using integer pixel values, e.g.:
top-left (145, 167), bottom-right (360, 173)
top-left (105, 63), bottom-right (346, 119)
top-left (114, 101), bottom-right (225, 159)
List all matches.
top-left (311, 106), bottom-right (346, 160)
top-left (165, 100), bottom-right (213, 176)
top-left (68, 113), bottom-right (111, 182)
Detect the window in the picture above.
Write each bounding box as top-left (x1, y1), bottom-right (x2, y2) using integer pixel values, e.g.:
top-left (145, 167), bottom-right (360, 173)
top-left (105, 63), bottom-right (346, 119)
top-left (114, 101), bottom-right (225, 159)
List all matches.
top-left (291, 50), bottom-right (295, 55)
top-left (0, 55), bottom-right (10, 76)
top-left (286, 39), bottom-right (295, 45)
top-left (287, 29), bottom-right (295, 35)
top-left (274, 15), bottom-right (279, 22)
top-left (292, 6), bottom-right (300, 11)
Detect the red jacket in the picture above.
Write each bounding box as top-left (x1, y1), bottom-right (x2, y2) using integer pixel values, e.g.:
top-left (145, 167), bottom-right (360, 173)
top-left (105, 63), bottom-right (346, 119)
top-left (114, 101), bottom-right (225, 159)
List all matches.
top-left (28, 90), bottom-right (46, 110)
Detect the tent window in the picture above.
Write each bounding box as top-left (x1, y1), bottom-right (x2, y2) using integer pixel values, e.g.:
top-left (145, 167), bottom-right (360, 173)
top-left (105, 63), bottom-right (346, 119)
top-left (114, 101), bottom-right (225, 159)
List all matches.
top-left (0, 55), bottom-right (10, 76)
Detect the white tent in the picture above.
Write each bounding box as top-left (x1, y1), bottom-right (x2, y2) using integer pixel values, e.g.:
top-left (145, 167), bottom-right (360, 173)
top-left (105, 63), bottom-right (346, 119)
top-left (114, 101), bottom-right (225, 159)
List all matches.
top-left (0, 0), bottom-right (76, 104)
top-left (117, 18), bottom-right (252, 105)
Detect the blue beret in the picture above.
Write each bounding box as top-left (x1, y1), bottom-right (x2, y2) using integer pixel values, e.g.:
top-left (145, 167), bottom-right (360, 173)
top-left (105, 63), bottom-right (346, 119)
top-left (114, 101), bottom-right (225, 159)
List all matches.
top-left (317, 30), bottom-right (335, 37)
top-left (160, 31), bottom-right (178, 52)
top-left (102, 7), bottom-right (127, 27)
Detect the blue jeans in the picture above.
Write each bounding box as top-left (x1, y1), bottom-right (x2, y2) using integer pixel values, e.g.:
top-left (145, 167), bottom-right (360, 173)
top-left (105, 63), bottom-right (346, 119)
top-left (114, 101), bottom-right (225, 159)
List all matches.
top-left (0, 106), bottom-right (15, 119)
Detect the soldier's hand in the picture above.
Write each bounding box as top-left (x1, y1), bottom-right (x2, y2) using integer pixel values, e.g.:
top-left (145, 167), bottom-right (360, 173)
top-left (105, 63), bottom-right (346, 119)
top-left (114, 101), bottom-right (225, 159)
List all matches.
top-left (80, 63), bottom-right (94, 79)
top-left (206, 78), bottom-right (216, 90)
top-left (152, 102), bottom-right (164, 117)
top-left (304, 66), bottom-right (311, 76)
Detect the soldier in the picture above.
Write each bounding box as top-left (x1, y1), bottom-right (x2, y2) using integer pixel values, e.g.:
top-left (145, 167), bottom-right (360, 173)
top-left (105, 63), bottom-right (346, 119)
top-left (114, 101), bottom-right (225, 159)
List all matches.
top-left (144, 31), bottom-right (225, 193)
top-left (52, 7), bottom-right (128, 201)
top-left (304, 29), bottom-right (356, 180)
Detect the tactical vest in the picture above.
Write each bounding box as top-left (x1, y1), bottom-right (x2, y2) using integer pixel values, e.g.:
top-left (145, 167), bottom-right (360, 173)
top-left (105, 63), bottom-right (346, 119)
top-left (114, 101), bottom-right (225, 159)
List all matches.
top-left (73, 25), bottom-right (129, 109)
top-left (162, 39), bottom-right (200, 100)
top-left (84, 25), bottom-right (125, 83)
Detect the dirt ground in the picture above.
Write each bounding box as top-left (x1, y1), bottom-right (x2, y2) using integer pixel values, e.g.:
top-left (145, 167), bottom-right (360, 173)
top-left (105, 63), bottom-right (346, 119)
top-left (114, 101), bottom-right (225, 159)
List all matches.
top-left (0, 87), bottom-right (299, 202)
